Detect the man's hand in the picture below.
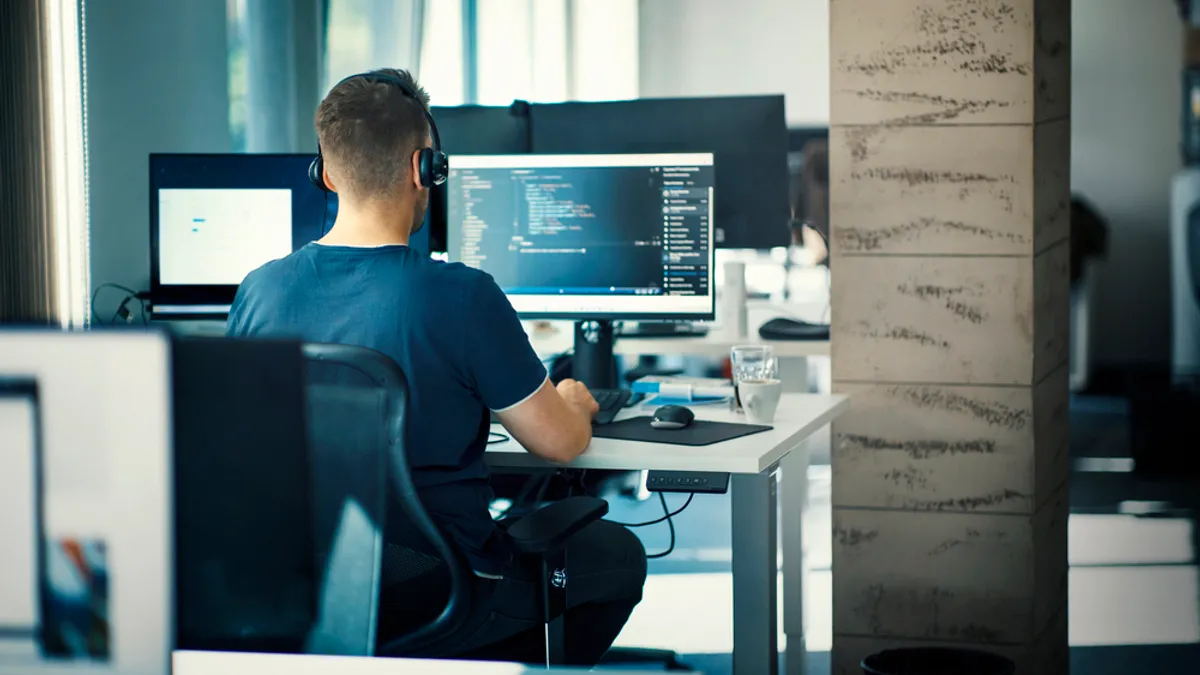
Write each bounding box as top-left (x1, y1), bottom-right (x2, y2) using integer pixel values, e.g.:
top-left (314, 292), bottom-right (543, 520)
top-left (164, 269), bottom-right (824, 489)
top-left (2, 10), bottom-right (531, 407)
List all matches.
top-left (556, 378), bottom-right (599, 420)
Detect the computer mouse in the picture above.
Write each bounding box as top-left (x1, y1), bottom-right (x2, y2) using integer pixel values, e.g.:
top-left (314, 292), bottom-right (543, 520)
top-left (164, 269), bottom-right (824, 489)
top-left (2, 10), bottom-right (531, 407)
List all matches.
top-left (651, 405), bottom-right (695, 430)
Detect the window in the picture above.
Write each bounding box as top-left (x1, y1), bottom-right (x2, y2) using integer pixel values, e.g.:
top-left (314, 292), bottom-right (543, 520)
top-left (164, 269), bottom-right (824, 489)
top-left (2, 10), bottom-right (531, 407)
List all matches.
top-left (476, 0), bottom-right (566, 104)
top-left (570, 0), bottom-right (637, 101)
top-left (226, 0), bottom-right (640, 149)
top-left (474, 0), bottom-right (636, 105)
top-left (417, 0), bottom-right (464, 105)
top-left (324, 0), bottom-right (464, 106)
top-left (227, 0), bottom-right (247, 152)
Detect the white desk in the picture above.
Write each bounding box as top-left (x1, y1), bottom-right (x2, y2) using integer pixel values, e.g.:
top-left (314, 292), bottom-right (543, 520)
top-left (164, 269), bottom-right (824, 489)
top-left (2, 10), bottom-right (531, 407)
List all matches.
top-left (173, 650), bottom-right (661, 674)
top-left (486, 393), bottom-right (849, 675)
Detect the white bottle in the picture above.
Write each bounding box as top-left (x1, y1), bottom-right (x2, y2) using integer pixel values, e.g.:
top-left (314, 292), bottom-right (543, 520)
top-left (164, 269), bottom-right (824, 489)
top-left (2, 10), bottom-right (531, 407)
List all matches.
top-left (722, 260), bottom-right (748, 338)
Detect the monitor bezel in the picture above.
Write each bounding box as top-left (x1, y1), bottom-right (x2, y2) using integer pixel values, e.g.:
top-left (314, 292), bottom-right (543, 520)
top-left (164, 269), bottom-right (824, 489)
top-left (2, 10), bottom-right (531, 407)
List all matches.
top-left (446, 152), bottom-right (717, 323)
top-left (148, 153), bottom-right (319, 315)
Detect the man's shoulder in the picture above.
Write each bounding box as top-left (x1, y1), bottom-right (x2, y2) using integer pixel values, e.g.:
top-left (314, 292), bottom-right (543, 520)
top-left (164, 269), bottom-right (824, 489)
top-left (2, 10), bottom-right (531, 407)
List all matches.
top-left (422, 259), bottom-right (498, 295)
top-left (241, 248), bottom-right (308, 288)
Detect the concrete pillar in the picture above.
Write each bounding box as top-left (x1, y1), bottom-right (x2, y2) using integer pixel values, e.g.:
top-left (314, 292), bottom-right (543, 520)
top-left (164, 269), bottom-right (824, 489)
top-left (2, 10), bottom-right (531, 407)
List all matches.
top-left (829, 1), bottom-right (1071, 673)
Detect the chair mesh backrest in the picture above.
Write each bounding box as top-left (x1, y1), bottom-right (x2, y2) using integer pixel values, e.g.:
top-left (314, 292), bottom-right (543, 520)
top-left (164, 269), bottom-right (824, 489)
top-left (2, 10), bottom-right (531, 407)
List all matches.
top-left (304, 359), bottom-right (446, 583)
top-left (303, 380), bottom-right (387, 655)
top-left (302, 351), bottom-right (456, 646)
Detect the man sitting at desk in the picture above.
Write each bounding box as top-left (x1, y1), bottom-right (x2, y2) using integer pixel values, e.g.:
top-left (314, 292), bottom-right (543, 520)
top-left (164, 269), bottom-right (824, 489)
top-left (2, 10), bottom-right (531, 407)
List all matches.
top-left (225, 68), bottom-right (647, 665)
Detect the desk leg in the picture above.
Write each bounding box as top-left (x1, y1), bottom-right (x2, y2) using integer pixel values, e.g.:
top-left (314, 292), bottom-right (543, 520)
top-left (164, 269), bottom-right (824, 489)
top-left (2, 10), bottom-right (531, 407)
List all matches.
top-left (731, 472), bottom-right (779, 675)
top-left (781, 434), bottom-right (816, 675)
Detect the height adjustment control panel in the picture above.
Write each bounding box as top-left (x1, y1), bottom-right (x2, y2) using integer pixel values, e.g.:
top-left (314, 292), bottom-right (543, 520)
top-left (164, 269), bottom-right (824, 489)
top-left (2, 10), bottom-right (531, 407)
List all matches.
top-left (646, 471), bottom-right (729, 494)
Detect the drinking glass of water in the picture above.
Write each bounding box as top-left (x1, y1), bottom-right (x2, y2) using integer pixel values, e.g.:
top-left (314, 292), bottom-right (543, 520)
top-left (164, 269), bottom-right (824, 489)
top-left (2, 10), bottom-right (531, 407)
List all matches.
top-left (731, 345), bottom-right (778, 413)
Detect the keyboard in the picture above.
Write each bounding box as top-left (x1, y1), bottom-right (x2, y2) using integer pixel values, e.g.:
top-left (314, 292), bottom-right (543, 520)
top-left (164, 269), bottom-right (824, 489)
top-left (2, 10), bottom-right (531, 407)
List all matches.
top-left (591, 388), bottom-right (632, 425)
top-left (488, 388), bottom-right (631, 426)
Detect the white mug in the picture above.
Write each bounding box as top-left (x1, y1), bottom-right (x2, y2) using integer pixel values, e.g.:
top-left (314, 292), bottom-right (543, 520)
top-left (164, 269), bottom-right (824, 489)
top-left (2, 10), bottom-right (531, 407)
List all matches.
top-left (738, 379), bottom-right (782, 425)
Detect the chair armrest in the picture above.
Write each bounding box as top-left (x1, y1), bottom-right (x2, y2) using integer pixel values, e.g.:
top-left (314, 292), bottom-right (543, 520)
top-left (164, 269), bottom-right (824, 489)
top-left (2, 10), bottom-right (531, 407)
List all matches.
top-left (506, 496), bottom-right (609, 555)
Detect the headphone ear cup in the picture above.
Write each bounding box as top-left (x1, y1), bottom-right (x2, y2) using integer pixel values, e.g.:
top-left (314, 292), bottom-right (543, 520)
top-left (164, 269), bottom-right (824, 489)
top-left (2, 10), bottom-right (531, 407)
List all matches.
top-left (426, 149), bottom-right (449, 187)
top-left (417, 148), bottom-right (448, 188)
top-left (416, 148), bottom-right (433, 188)
top-left (309, 155), bottom-right (328, 192)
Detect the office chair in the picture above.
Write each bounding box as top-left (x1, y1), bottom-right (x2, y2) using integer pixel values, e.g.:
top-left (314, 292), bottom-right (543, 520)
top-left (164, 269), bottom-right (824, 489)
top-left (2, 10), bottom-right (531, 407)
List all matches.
top-left (300, 343), bottom-right (610, 666)
top-left (303, 381), bottom-right (389, 655)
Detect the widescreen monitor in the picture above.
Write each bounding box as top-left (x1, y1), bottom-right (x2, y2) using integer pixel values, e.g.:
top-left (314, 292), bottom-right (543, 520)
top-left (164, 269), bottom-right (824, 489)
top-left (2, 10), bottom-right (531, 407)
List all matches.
top-left (447, 152), bottom-right (716, 321)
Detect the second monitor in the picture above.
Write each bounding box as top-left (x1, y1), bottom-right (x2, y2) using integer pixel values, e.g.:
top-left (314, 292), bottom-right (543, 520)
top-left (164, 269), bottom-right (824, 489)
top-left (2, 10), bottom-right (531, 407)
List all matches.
top-left (446, 152), bottom-right (716, 390)
top-left (447, 153), bottom-right (716, 321)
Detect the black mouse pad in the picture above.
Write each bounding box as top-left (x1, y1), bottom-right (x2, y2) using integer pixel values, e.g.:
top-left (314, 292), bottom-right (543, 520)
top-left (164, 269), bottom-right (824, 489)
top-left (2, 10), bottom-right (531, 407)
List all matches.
top-left (591, 416), bottom-right (772, 446)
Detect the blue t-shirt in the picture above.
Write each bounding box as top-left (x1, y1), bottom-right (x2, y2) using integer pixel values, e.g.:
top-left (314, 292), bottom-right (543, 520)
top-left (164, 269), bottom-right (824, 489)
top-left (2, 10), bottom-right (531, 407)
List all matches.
top-left (226, 243), bottom-right (548, 576)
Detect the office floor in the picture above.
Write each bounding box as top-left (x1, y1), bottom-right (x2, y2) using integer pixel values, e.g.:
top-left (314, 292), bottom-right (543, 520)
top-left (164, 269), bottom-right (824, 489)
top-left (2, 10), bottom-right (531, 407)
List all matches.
top-left (601, 395), bottom-right (1200, 673)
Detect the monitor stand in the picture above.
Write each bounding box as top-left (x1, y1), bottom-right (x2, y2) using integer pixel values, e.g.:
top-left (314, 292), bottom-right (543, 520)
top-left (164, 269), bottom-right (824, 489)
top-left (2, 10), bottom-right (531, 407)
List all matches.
top-left (573, 320), bottom-right (618, 390)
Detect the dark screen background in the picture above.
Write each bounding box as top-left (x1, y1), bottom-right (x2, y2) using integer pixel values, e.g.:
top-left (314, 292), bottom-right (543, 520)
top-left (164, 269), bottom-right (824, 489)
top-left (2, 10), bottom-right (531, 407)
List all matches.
top-left (451, 163), bottom-right (710, 291)
top-left (451, 165), bottom-right (671, 292)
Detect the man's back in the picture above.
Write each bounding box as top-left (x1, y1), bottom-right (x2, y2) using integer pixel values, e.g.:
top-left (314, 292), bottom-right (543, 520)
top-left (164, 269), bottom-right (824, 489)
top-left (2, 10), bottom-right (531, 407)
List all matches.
top-left (227, 242), bottom-right (549, 576)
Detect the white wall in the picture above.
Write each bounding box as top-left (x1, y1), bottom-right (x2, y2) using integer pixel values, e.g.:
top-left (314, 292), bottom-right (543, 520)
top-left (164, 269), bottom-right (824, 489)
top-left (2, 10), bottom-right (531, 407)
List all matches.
top-left (1072, 0), bottom-right (1181, 366)
top-left (85, 0), bottom-right (231, 306)
top-left (638, 0), bottom-right (829, 126)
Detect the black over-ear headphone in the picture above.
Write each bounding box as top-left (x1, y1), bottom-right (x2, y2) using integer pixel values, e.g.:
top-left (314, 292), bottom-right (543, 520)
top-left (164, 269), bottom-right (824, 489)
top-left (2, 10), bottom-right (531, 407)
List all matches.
top-left (308, 71), bottom-right (449, 192)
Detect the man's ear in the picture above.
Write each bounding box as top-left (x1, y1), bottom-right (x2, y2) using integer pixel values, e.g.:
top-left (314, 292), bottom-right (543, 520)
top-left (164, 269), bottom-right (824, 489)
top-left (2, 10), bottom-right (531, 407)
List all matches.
top-left (411, 149), bottom-right (424, 189)
top-left (321, 164), bottom-right (337, 193)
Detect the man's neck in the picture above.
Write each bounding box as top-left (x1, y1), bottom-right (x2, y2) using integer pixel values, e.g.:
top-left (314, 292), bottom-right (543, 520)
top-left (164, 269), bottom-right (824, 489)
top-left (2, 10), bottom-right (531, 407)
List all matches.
top-left (318, 207), bottom-right (412, 247)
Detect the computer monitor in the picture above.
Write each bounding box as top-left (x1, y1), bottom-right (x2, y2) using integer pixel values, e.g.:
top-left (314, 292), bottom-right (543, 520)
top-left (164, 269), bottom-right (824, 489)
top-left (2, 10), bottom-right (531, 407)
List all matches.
top-left (149, 154), bottom-right (329, 318)
top-left (0, 379), bottom-right (41, 664)
top-left (423, 103), bottom-right (532, 254)
top-left (0, 329), bottom-right (175, 673)
top-left (447, 152), bottom-right (716, 321)
top-left (432, 103), bottom-right (531, 154)
top-left (149, 154), bottom-right (440, 318)
top-left (528, 95), bottom-right (789, 250)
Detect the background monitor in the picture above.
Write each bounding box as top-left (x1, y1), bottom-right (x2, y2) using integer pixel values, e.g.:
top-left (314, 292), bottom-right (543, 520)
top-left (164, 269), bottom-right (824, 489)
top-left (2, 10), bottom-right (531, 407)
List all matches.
top-left (447, 152), bottom-right (716, 321)
top-left (0, 379), bottom-right (40, 663)
top-left (150, 154), bottom-right (329, 317)
top-left (149, 154), bottom-right (440, 318)
top-left (424, 103), bottom-right (532, 253)
top-left (0, 330), bottom-right (175, 672)
top-left (529, 95), bottom-right (789, 250)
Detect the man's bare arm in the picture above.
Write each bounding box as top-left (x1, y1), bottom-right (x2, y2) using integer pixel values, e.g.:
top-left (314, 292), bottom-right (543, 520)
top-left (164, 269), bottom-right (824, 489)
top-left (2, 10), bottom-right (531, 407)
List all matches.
top-left (494, 378), bottom-right (599, 463)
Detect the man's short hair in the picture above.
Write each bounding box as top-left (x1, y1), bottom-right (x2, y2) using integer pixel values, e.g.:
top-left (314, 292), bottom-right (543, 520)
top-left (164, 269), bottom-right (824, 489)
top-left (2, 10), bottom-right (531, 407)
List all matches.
top-left (315, 68), bottom-right (431, 200)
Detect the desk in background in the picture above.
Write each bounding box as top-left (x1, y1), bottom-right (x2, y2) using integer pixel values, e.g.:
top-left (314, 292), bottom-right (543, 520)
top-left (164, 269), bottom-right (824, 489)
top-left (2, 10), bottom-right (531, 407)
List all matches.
top-left (486, 393), bottom-right (849, 675)
top-left (524, 301), bottom-right (829, 362)
top-left (173, 650), bottom-right (671, 674)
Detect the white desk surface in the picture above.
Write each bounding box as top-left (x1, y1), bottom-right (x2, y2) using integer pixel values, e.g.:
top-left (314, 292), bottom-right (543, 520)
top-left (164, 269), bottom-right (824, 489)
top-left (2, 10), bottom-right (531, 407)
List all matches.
top-left (525, 301), bottom-right (830, 360)
top-left (173, 651), bottom-right (654, 674)
top-left (486, 393), bottom-right (848, 474)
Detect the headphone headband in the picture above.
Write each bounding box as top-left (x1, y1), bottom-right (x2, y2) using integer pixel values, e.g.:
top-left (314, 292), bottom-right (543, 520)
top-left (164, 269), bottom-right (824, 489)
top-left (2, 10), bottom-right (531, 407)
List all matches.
top-left (309, 71), bottom-right (449, 192)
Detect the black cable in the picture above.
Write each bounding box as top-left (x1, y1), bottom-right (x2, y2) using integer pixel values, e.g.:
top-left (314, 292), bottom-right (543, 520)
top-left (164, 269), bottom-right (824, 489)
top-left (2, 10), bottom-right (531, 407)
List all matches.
top-left (487, 432), bottom-right (510, 444)
top-left (609, 492), bottom-right (694, 528)
top-left (533, 471), bottom-right (554, 504)
top-left (91, 283), bottom-right (149, 326)
top-left (645, 492), bottom-right (677, 560)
